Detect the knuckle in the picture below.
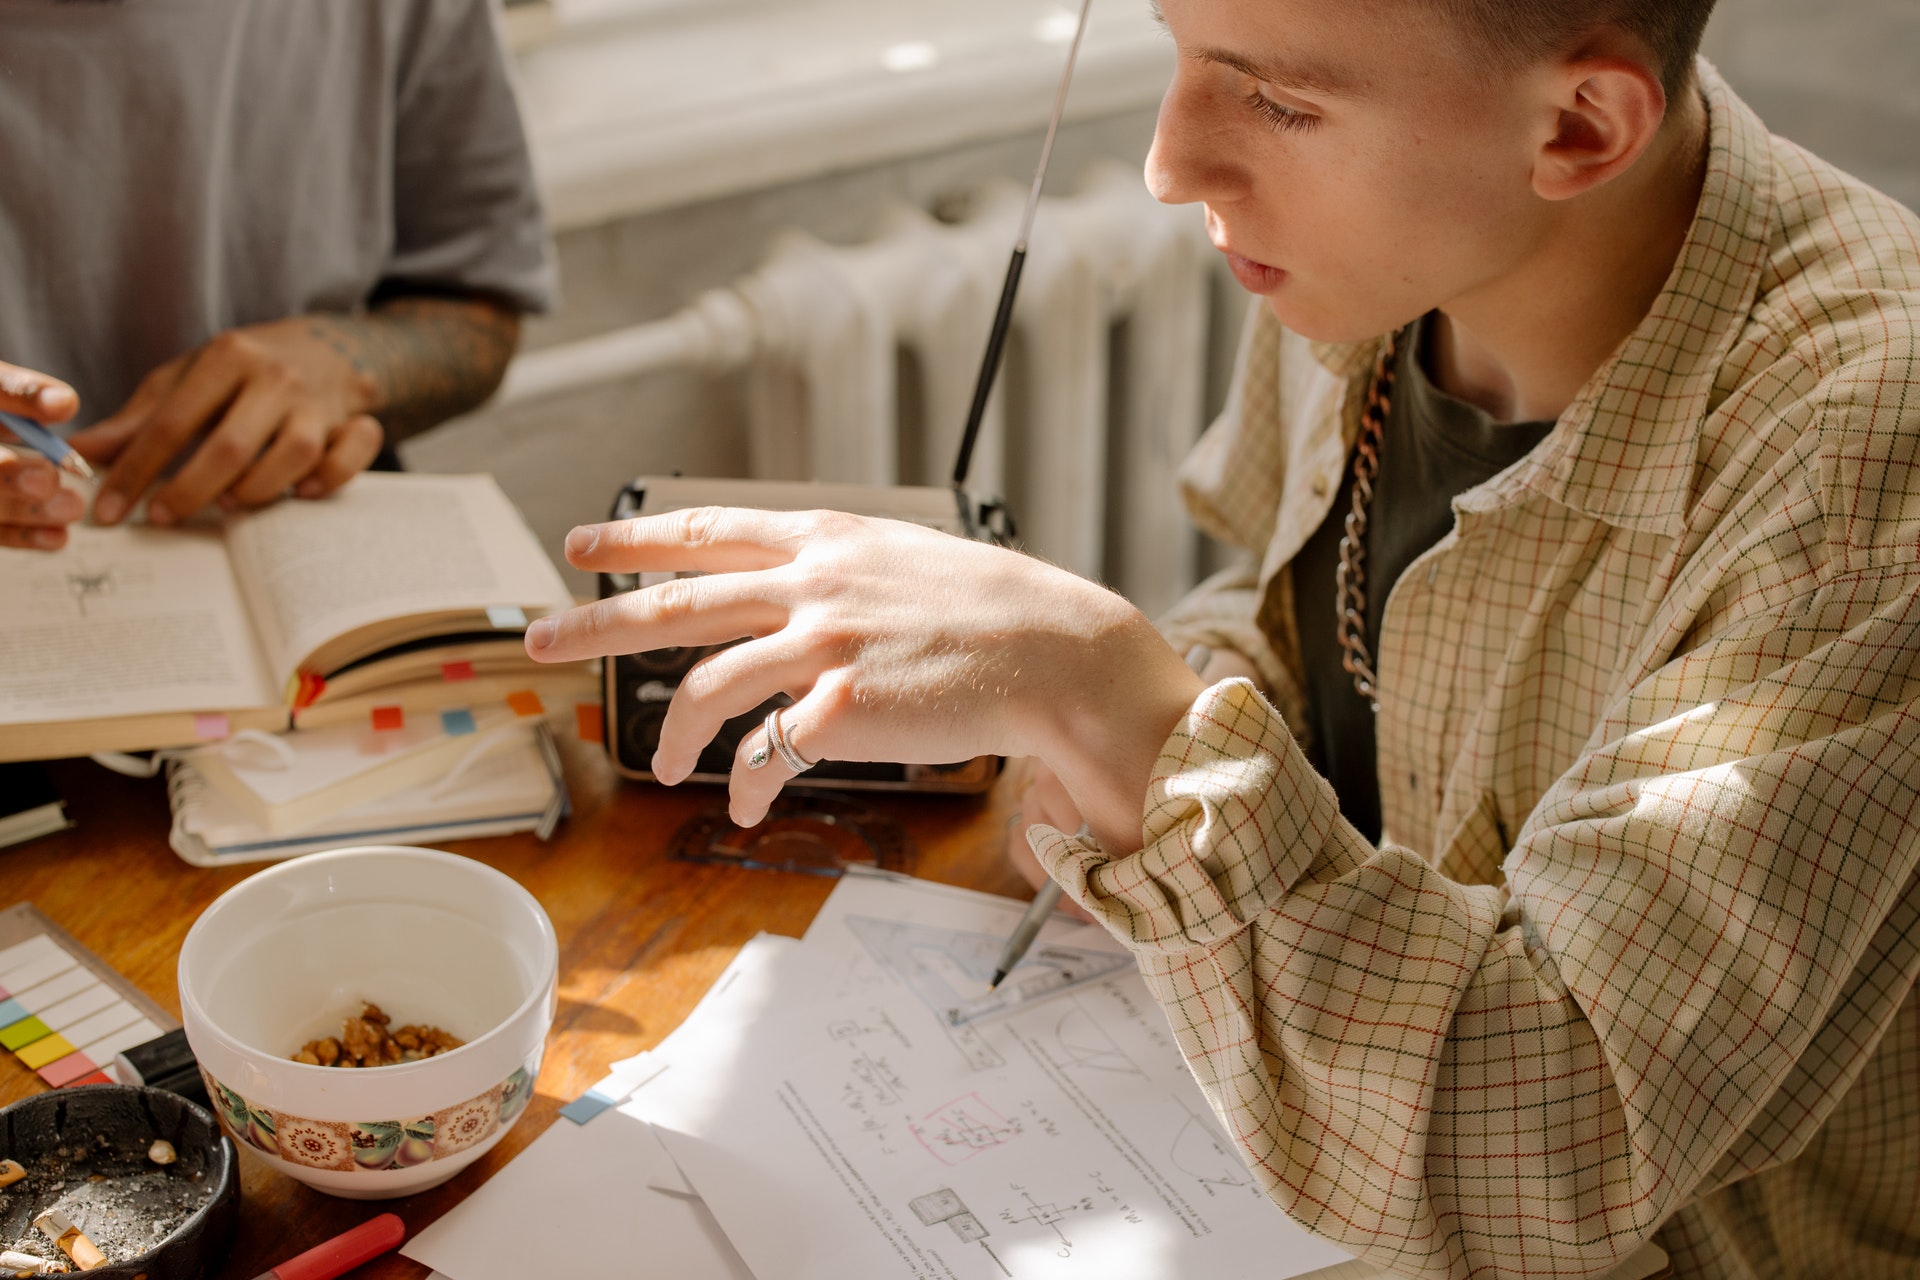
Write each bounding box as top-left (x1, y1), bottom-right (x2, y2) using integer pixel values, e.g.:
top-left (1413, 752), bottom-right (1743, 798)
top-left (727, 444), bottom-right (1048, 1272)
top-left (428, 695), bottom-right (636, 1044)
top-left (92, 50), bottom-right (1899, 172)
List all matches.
top-left (283, 431), bottom-right (324, 469)
top-left (674, 506), bottom-right (723, 547)
top-left (645, 575), bottom-right (699, 621)
top-left (209, 330), bottom-right (255, 362)
top-left (200, 434), bottom-right (254, 472)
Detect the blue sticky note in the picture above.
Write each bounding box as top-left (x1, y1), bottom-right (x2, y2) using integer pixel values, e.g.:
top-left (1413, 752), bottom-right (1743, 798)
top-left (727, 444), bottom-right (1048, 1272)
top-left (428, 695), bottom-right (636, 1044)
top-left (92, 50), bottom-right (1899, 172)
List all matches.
top-left (559, 1089), bottom-right (619, 1125)
top-left (440, 708), bottom-right (477, 737)
top-left (0, 997), bottom-right (27, 1028)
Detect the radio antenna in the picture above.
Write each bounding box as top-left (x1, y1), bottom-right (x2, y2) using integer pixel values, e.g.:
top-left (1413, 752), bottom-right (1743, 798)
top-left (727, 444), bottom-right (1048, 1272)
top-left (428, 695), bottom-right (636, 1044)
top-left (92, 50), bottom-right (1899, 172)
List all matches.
top-left (949, 0), bottom-right (1094, 494)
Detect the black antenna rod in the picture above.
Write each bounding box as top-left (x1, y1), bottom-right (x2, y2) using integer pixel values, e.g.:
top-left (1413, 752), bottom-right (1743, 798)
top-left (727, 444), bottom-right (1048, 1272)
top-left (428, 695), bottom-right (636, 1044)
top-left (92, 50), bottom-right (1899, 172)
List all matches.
top-left (950, 0), bottom-right (1094, 491)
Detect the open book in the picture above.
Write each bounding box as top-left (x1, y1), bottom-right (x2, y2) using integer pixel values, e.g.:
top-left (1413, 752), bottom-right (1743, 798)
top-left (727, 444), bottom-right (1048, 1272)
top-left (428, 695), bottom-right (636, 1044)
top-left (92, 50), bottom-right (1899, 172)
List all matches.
top-left (0, 473), bottom-right (575, 762)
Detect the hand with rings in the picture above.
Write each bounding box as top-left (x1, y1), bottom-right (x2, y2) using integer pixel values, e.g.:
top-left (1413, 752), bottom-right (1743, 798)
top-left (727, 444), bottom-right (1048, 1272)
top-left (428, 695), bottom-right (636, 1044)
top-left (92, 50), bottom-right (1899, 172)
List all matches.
top-left (522, 505), bottom-right (1204, 844)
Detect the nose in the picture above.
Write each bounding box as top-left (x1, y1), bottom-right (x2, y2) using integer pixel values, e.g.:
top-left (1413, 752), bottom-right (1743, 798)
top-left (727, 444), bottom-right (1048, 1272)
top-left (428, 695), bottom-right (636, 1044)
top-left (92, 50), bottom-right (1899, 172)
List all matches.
top-left (1145, 68), bottom-right (1251, 207)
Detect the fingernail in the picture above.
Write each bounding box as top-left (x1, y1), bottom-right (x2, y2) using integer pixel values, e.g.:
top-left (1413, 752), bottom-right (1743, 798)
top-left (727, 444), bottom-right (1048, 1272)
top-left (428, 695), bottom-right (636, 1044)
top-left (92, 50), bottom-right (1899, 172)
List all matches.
top-left (92, 490), bottom-right (126, 525)
top-left (565, 525), bottom-right (599, 558)
top-left (47, 491), bottom-right (82, 521)
top-left (525, 617), bottom-right (556, 651)
top-left (35, 386), bottom-right (72, 413)
top-left (146, 499), bottom-right (174, 526)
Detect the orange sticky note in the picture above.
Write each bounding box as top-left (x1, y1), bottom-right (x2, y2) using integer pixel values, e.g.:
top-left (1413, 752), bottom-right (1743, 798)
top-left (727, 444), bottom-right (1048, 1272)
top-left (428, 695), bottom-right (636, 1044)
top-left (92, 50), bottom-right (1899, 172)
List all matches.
top-left (371, 705), bottom-right (405, 731)
top-left (506, 690), bottom-right (545, 718)
top-left (441, 660), bottom-right (476, 682)
top-left (575, 702), bottom-right (604, 744)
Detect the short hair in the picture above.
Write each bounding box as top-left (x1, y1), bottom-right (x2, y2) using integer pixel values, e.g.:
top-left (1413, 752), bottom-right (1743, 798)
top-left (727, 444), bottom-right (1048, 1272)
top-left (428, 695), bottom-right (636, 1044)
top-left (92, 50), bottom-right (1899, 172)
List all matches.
top-left (1442, 0), bottom-right (1721, 100)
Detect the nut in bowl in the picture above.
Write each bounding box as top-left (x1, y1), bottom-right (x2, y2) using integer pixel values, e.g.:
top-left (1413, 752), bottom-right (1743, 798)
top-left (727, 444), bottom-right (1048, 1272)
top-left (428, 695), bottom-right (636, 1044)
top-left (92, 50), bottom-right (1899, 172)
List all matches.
top-left (177, 846), bottom-right (557, 1199)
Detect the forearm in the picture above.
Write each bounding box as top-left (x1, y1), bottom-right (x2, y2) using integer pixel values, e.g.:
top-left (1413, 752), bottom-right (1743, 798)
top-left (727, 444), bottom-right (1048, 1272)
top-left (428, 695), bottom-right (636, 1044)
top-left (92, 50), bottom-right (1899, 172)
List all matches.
top-left (307, 293), bottom-right (521, 444)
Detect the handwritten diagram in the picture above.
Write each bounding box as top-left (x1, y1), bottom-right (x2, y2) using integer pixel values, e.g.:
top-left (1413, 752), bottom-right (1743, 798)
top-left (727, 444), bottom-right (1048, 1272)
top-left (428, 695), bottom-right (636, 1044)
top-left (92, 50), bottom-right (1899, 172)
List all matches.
top-left (909, 1188), bottom-right (1009, 1276)
top-left (910, 1092), bottom-right (1022, 1165)
top-left (21, 558), bottom-right (157, 620)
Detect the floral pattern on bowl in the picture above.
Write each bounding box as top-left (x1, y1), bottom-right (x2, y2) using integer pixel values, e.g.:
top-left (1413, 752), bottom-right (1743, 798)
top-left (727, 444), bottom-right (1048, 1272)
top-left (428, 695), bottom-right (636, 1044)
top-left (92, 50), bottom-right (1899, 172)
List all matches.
top-left (201, 1061), bottom-right (537, 1173)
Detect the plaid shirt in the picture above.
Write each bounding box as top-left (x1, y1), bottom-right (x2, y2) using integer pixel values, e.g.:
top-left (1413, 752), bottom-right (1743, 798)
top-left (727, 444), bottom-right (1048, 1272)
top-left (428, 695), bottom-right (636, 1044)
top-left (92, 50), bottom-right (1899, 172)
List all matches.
top-left (1033, 63), bottom-right (1920, 1280)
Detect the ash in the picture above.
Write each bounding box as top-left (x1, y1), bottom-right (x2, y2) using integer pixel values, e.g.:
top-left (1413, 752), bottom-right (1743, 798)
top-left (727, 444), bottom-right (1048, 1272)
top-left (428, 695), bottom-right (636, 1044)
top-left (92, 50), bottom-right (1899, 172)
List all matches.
top-left (1, 1134), bottom-right (212, 1268)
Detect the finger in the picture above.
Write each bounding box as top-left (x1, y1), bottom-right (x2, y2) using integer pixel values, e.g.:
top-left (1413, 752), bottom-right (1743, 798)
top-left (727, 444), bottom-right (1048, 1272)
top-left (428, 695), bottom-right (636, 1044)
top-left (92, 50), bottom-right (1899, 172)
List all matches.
top-left (147, 375), bottom-right (300, 524)
top-left (0, 362), bottom-right (78, 424)
top-left (560, 506), bottom-right (834, 575)
top-left (225, 407), bottom-right (329, 507)
top-left (1027, 761), bottom-right (1084, 832)
top-left (94, 351), bottom-right (248, 525)
top-left (651, 637), bottom-right (825, 785)
top-left (525, 572), bottom-right (790, 665)
top-left (0, 447), bottom-right (59, 502)
top-left (0, 523), bottom-right (68, 551)
top-left (292, 415), bottom-right (383, 500)
top-left (727, 682), bottom-right (846, 827)
top-left (66, 356), bottom-right (185, 466)
top-left (0, 488), bottom-right (86, 528)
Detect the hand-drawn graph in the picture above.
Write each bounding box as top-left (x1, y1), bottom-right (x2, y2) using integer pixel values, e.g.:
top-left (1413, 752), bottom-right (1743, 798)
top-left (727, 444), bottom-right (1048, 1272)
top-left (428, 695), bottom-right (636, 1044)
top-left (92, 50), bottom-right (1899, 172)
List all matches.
top-left (1050, 1007), bottom-right (1146, 1076)
top-left (910, 1188), bottom-right (1009, 1276)
top-left (1169, 1103), bottom-right (1252, 1193)
top-left (910, 1092), bottom-right (1022, 1165)
top-left (843, 915), bottom-right (1136, 1064)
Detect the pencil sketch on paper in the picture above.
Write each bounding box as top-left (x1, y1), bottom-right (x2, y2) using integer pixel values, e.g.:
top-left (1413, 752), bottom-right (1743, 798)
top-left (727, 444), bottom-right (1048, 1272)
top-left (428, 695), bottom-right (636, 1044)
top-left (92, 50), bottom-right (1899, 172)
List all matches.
top-left (998, 1184), bottom-right (1097, 1258)
top-left (910, 1092), bottom-right (1022, 1165)
top-left (1169, 1104), bottom-right (1254, 1193)
top-left (22, 559), bottom-right (158, 619)
top-left (842, 915), bottom-right (1136, 1053)
top-left (909, 1188), bottom-right (1009, 1277)
top-left (1048, 1007), bottom-right (1146, 1077)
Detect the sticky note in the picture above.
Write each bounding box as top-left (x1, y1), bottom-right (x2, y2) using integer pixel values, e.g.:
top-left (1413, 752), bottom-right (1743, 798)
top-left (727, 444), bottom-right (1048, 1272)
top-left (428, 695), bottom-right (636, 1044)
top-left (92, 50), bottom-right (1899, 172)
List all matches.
top-left (441, 660), bottom-right (476, 682)
top-left (69, 1070), bottom-right (114, 1087)
top-left (0, 950), bottom-right (78, 995)
top-left (0, 1016), bottom-right (52, 1051)
top-left (38, 1051), bottom-right (99, 1088)
top-left (17, 1032), bottom-right (77, 1070)
top-left (487, 606), bottom-right (528, 629)
top-left (371, 705), bottom-right (405, 731)
top-left (193, 712), bottom-right (230, 741)
top-left (11, 965), bottom-right (93, 1009)
top-left (41, 983), bottom-right (118, 1031)
top-left (506, 690), bottom-right (545, 717)
top-left (575, 702), bottom-right (604, 744)
top-left (440, 708), bottom-right (477, 737)
top-left (76, 1017), bottom-right (161, 1065)
top-left (0, 933), bottom-right (60, 973)
top-left (0, 998), bottom-right (27, 1028)
top-left (58, 1002), bottom-right (140, 1052)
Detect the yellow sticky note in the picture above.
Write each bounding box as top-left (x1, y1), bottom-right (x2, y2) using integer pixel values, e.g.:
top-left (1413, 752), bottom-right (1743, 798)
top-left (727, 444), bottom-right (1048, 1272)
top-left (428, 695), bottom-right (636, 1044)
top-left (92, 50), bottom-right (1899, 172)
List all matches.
top-left (17, 1032), bottom-right (77, 1070)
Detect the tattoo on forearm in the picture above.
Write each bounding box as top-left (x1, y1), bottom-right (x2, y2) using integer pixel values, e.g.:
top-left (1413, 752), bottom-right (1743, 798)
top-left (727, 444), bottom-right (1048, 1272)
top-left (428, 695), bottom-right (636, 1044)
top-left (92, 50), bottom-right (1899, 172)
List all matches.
top-left (307, 296), bottom-right (520, 444)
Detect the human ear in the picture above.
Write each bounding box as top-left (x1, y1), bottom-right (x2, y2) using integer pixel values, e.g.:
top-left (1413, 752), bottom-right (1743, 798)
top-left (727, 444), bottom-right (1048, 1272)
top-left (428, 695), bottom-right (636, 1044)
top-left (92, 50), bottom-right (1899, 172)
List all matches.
top-left (1531, 56), bottom-right (1667, 202)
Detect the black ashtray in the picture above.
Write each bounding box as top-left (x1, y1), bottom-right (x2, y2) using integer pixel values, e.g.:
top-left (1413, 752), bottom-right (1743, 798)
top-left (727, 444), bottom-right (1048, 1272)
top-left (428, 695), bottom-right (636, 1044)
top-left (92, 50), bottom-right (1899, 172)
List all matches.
top-left (0, 1084), bottom-right (238, 1279)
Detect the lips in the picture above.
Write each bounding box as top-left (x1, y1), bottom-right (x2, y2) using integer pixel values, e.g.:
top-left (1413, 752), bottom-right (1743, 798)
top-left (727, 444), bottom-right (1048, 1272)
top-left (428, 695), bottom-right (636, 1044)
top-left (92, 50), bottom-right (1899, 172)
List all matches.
top-left (1223, 250), bottom-right (1287, 295)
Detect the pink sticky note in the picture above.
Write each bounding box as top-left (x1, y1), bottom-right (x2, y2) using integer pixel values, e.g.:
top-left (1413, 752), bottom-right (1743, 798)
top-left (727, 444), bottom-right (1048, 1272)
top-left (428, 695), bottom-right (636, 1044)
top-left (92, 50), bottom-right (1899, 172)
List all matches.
top-left (194, 713), bottom-right (230, 741)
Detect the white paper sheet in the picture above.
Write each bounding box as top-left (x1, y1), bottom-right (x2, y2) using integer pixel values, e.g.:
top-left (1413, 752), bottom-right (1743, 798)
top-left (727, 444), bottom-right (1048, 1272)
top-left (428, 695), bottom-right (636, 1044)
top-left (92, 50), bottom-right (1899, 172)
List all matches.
top-left (400, 1109), bottom-right (753, 1280)
top-left (625, 874), bottom-right (1356, 1280)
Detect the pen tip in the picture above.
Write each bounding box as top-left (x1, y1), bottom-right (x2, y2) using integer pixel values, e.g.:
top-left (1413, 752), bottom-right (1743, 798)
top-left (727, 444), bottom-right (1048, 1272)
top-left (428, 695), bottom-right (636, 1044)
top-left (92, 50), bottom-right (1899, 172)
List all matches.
top-left (987, 970), bottom-right (1007, 991)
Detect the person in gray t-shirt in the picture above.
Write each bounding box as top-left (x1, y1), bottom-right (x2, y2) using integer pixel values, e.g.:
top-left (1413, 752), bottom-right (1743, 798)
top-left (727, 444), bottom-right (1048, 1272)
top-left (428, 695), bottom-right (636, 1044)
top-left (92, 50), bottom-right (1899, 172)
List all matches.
top-left (0, 0), bottom-right (555, 552)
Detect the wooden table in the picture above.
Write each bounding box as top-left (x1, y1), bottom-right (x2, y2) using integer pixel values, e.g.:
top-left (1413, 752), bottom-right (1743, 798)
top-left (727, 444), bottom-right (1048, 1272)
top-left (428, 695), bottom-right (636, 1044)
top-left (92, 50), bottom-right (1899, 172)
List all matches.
top-left (0, 741), bottom-right (1030, 1278)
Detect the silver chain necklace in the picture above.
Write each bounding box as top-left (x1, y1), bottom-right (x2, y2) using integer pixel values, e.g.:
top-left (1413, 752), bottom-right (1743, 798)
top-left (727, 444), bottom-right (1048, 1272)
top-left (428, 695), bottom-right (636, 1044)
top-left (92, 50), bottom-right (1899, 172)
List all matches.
top-left (1333, 333), bottom-right (1401, 704)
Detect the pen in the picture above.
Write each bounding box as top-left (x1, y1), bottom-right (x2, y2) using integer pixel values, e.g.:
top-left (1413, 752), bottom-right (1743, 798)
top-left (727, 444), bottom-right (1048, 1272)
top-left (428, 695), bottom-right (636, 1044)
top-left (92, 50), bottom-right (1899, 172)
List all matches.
top-left (0, 409), bottom-right (96, 482)
top-left (989, 644), bottom-right (1214, 990)
top-left (250, 1213), bottom-right (405, 1280)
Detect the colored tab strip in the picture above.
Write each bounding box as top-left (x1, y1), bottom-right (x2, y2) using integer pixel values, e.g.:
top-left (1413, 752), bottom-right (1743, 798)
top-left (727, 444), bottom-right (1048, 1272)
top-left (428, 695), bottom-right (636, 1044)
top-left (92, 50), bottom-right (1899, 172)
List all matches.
top-left (441, 660), bottom-right (476, 682)
top-left (0, 998), bottom-right (27, 1028)
top-left (506, 690), bottom-right (544, 717)
top-left (194, 712), bottom-right (230, 741)
top-left (38, 1051), bottom-right (99, 1088)
top-left (576, 702), bottom-right (604, 744)
top-left (440, 708), bottom-right (477, 737)
top-left (0, 1016), bottom-right (53, 1051)
top-left (18, 1032), bottom-right (77, 1071)
top-left (486, 606), bottom-right (528, 629)
top-left (371, 705), bottom-right (405, 731)
top-left (67, 1070), bottom-right (114, 1087)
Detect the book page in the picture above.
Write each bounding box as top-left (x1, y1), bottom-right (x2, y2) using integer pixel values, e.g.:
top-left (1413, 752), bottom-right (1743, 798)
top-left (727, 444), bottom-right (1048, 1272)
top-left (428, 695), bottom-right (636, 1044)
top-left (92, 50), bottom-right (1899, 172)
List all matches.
top-left (221, 473), bottom-right (572, 683)
top-left (0, 523), bottom-right (278, 725)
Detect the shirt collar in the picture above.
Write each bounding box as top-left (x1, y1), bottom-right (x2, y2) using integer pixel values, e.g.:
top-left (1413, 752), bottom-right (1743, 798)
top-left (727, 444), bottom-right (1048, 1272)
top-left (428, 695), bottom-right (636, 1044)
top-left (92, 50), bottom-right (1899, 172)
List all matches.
top-left (1308, 60), bottom-right (1776, 538)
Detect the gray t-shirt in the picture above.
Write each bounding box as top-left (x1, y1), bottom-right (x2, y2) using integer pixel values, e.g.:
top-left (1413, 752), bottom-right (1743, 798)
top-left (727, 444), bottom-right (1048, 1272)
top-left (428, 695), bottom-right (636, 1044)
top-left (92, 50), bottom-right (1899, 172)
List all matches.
top-left (0, 0), bottom-right (555, 427)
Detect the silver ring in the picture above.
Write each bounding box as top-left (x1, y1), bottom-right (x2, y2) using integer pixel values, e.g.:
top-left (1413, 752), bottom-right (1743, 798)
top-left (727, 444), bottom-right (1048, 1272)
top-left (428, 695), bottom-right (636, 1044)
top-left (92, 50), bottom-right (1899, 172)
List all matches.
top-left (765, 706), bottom-right (815, 774)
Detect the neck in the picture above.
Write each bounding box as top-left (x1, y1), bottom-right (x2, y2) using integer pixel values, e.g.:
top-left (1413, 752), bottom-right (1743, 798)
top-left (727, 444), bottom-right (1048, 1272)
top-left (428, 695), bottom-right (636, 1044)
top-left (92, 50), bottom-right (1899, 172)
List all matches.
top-left (1427, 85), bottom-right (1710, 424)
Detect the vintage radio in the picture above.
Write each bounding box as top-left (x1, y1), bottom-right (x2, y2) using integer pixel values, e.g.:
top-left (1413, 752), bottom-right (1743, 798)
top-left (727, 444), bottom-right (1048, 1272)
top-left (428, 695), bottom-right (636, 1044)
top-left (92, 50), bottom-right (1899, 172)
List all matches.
top-left (599, 476), bottom-right (1013, 793)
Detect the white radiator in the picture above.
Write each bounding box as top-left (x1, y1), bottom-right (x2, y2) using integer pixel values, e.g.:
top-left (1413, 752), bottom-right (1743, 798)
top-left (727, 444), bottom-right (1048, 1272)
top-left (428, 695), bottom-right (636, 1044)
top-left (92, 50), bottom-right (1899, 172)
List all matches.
top-left (496, 163), bottom-right (1218, 614)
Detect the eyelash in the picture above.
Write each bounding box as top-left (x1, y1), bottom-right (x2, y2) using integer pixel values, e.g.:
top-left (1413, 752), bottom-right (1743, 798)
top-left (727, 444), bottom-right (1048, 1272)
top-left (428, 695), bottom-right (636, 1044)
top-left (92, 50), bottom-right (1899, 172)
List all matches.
top-left (1244, 87), bottom-right (1317, 134)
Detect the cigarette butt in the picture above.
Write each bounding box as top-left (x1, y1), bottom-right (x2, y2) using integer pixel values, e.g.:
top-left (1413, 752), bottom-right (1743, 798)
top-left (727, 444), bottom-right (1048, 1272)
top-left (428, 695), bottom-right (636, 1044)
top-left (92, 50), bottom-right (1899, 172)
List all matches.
top-left (0, 1250), bottom-right (64, 1275)
top-left (32, 1212), bottom-right (106, 1272)
top-left (0, 1159), bottom-right (24, 1187)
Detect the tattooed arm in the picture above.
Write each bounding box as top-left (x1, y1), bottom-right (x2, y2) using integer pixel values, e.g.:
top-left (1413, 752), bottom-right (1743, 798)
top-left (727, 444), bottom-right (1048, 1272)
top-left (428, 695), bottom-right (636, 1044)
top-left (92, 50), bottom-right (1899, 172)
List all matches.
top-left (68, 291), bottom-right (522, 527)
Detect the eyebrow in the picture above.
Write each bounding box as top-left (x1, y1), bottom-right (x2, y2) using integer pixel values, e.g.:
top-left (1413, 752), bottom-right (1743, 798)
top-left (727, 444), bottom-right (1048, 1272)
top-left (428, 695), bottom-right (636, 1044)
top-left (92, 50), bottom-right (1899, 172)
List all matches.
top-left (1146, 0), bottom-right (1363, 98)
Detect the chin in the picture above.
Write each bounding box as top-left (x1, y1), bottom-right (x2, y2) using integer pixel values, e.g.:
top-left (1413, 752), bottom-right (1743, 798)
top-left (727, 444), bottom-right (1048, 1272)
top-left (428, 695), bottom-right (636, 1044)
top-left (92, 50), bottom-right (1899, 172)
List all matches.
top-left (1261, 292), bottom-right (1422, 346)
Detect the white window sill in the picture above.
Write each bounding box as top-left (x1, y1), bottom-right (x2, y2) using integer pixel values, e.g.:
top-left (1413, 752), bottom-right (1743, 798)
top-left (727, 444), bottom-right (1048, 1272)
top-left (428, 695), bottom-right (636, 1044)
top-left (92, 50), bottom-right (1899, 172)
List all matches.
top-left (510, 0), bottom-right (1174, 231)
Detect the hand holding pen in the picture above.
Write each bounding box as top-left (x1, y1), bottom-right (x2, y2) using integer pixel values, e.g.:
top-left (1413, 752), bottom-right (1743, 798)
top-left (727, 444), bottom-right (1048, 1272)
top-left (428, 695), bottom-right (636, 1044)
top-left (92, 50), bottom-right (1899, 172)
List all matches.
top-left (0, 360), bottom-right (89, 552)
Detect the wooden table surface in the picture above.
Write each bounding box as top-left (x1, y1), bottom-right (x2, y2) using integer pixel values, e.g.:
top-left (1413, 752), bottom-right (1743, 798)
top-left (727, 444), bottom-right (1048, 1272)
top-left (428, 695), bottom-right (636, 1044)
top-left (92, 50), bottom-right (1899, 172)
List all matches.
top-left (0, 740), bottom-right (1031, 1278)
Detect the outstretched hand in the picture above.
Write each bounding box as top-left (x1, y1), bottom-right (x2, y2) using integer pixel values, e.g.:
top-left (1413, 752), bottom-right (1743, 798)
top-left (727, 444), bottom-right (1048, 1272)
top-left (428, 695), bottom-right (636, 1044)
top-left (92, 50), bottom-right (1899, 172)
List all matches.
top-left (524, 506), bottom-right (1203, 847)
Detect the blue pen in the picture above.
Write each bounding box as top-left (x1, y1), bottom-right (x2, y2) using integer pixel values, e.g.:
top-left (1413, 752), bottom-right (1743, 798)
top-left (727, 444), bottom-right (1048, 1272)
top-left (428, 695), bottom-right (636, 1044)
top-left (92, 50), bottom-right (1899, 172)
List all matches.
top-left (0, 409), bottom-right (96, 481)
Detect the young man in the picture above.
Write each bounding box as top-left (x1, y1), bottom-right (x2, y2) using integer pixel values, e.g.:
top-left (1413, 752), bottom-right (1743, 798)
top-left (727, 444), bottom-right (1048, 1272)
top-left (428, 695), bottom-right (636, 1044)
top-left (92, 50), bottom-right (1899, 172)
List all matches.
top-left (527, 0), bottom-right (1920, 1275)
top-left (0, 0), bottom-right (552, 552)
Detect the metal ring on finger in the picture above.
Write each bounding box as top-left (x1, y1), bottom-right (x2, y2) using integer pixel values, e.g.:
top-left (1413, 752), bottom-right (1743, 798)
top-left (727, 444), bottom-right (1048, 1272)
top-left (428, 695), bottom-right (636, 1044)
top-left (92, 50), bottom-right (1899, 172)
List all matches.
top-left (766, 705), bottom-right (816, 774)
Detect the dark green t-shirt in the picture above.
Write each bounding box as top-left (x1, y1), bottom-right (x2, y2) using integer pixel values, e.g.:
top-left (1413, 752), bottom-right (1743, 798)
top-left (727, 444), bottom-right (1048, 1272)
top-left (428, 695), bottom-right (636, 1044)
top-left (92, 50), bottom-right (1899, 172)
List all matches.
top-left (1289, 317), bottom-right (1556, 841)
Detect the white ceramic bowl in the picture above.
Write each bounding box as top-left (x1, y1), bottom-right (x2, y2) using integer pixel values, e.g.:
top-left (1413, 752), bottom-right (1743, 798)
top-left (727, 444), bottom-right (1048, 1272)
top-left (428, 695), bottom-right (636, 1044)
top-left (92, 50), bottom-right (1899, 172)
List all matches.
top-left (178, 846), bottom-right (557, 1199)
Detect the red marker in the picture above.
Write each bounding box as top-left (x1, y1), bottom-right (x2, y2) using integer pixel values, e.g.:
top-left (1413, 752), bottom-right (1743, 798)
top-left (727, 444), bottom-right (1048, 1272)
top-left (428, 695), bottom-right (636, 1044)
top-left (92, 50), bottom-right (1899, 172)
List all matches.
top-left (252, 1214), bottom-right (406, 1280)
